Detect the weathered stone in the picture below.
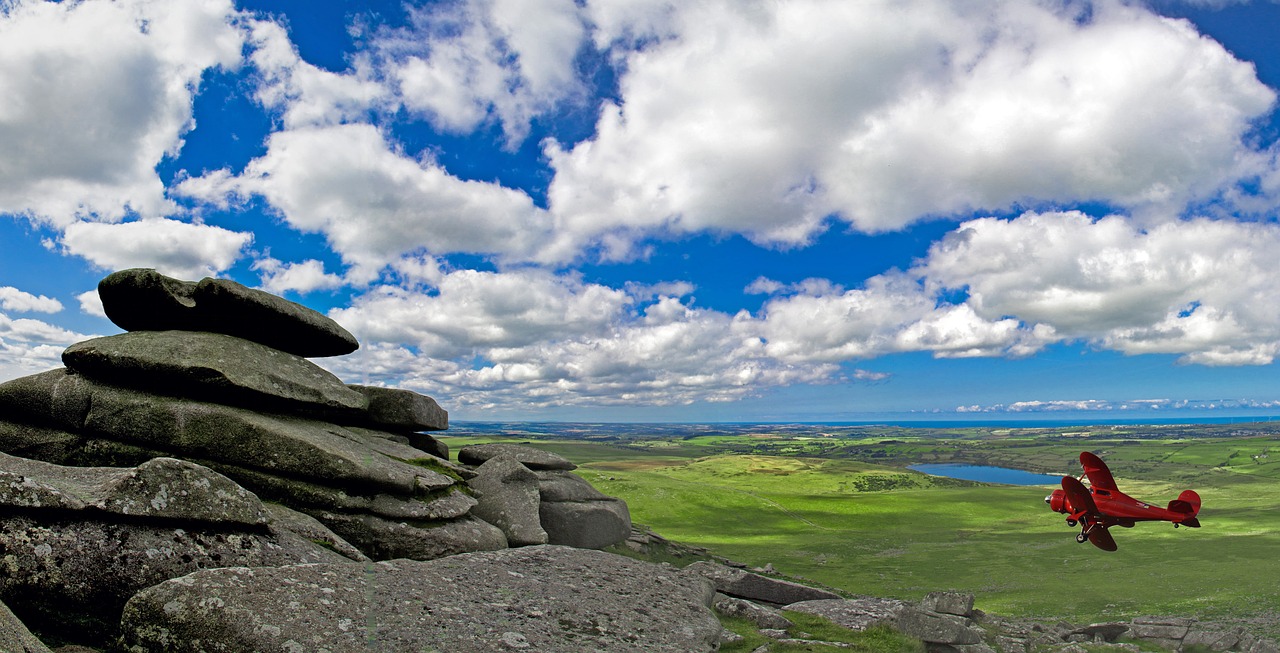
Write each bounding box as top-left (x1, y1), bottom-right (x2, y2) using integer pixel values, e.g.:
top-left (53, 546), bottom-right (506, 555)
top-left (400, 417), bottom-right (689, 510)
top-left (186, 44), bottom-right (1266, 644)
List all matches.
top-left (540, 497), bottom-right (631, 549)
top-left (0, 452), bottom-right (267, 526)
top-left (467, 454), bottom-right (548, 545)
top-left (0, 420), bottom-right (81, 463)
top-left (341, 426), bottom-right (475, 479)
top-left (0, 369), bottom-right (91, 432)
top-left (97, 269), bottom-right (358, 357)
top-left (683, 561), bottom-right (841, 605)
top-left (0, 599), bottom-right (52, 653)
top-left (1183, 628), bottom-right (1249, 651)
top-left (1073, 623), bottom-right (1131, 643)
top-left (1129, 617), bottom-right (1194, 641)
top-left (262, 503), bottom-right (369, 562)
top-left (348, 384), bottom-right (448, 431)
top-left (536, 469), bottom-right (609, 501)
top-left (120, 545), bottom-right (721, 653)
top-left (408, 432), bottom-right (449, 460)
top-left (896, 607), bottom-right (985, 645)
top-left (714, 593), bottom-right (794, 630)
top-left (924, 591), bottom-right (976, 617)
top-left (196, 276), bottom-right (359, 356)
top-left (96, 268), bottom-right (198, 332)
top-left (63, 331), bottom-right (367, 415)
top-left (313, 511), bottom-right (508, 561)
top-left (0, 515), bottom-right (348, 645)
top-left (786, 598), bottom-right (908, 631)
top-left (459, 443), bottom-right (576, 470)
top-left (1, 370), bottom-right (450, 497)
top-left (188, 459), bottom-right (472, 520)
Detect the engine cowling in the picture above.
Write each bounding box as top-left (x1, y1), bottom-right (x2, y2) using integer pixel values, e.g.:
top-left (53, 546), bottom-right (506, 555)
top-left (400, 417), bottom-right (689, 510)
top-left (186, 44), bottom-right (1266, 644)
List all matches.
top-left (1045, 489), bottom-right (1067, 513)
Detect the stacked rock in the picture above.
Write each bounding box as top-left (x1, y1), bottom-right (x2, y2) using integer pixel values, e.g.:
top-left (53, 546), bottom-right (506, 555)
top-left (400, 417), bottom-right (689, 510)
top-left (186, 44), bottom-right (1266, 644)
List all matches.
top-left (0, 268), bottom-right (505, 565)
top-left (0, 268), bottom-right (635, 648)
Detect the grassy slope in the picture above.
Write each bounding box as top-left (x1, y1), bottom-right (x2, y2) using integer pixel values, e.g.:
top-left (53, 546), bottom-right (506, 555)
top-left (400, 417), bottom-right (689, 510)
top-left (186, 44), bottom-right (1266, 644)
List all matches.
top-left (441, 434), bottom-right (1280, 627)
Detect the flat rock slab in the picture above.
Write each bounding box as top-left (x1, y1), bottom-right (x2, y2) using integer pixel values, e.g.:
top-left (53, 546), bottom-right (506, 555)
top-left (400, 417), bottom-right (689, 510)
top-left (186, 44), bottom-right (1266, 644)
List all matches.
top-left (895, 607), bottom-right (985, 645)
top-left (314, 512), bottom-right (508, 561)
top-left (0, 515), bottom-right (348, 645)
top-left (786, 598), bottom-right (907, 631)
top-left (98, 269), bottom-right (358, 358)
top-left (64, 331), bottom-right (367, 416)
top-left (0, 452), bottom-right (267, 527)
top-left (684, 561), bottom-right (841, 605)
top-left (0, 370), bottom-right (452, 498)
top-left (348, 385), bottom-right (448, 431)
top-left (0, 599), bottom-right (51, 653)
top-left (458, 443), bottom-right (576, 470)
top-left (120, 545), bottom-right (722, 653)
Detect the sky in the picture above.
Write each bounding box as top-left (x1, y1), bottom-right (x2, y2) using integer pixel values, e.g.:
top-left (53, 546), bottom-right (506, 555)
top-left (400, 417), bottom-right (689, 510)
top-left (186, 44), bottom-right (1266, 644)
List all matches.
top-left (4, 0), bottom-right (1280, 423)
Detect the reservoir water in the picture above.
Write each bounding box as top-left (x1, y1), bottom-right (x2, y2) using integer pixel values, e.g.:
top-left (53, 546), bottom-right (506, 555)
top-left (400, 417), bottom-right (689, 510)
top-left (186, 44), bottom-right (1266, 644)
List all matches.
top-left (908, 464), bottom-right (1062, 486)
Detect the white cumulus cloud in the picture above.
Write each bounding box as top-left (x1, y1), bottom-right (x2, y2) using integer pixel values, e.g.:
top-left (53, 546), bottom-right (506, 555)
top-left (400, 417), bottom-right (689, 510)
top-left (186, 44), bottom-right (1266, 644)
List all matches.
top-left (0, 287), bottom-right (62, 314)
top-left (59, 218), bottom-right (253, 280)
top-left (0, 0), bottom-right (243, 226)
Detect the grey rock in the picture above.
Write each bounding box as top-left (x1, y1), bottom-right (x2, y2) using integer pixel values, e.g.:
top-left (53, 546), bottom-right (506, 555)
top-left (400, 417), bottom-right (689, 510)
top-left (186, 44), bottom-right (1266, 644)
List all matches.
top-left (786, 597), bottom-right (908, 631)
top-left (183, 458), bottom-right (474, 520)
top-left (924, 591), bottom-right (976, 617)
top-left (262, 503), bottom-right (369, 562)
top-left (459, 443), bottom-right (576, 470)
top-left (119, 545), bottom-right (722, 653)
top-left (313, 511), bottom-right (508, 561)
top-left (63, 331), bottom-right (367, 415)
top-left (540, 496), bottom-right (631, 549)
top-left (0, 452), bottom-right (267, 527)
top-left (684, 561), bottom-right (841, 605)
top-left (1129, 617), bottom-right (1194, 641)
top-left (0, 599), bottom-right (52, 653)
top-left (1, 370), bottom-right (452, 497)
top-left (341, 426), bottom-right (474, 479)
top-left (896, 607), bottom-right (984, 645)
top-left (407, 432), bottom-right (449, 459)
top-left (467, 454), bottom-right (548, 546)
top-left (0, 369), bottom-right (92, 432)
top-left (714, 593), bottom-right (794, 630)
top-left (536, 469), bottom-right (609, 501)
top-left (1073, 623), bottom-right (1131, 643)
top-left (0, 420), bottom-right (81, 463)
top-left (97, 269), bottom-right (358, 357)
top-left (348, 384), bottom-right (448, 431)
top-left (0, 514), bottom-right (347, 645)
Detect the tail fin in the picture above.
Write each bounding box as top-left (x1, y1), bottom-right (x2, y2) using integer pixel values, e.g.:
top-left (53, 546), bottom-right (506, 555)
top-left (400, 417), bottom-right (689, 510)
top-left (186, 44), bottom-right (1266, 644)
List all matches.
top-left (1168, 489), bottom-right (1201, 519)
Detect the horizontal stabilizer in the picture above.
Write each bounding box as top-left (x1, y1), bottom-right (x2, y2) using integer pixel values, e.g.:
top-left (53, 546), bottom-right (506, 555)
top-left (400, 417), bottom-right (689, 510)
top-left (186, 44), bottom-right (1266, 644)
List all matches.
top-left (1168, 489), bottom-right (1201, 517)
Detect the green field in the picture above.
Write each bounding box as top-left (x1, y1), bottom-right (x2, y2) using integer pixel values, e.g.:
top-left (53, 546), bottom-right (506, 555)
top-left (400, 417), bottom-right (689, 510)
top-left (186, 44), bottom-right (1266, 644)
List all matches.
top-left (442, 431), bottom-right (1280, 631)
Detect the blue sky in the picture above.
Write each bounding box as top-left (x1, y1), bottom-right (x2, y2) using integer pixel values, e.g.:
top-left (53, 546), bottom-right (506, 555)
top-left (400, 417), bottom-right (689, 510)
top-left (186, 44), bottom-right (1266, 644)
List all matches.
top-left (4, 0), bottom-right (1280, 422)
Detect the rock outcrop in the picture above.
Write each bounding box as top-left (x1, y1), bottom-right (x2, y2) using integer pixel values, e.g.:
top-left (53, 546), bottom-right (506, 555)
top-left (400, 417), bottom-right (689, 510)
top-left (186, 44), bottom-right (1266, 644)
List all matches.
top-left (120, 545), bottom-right (722, 653)
top-left (0, 269), bottom-right (635, 649)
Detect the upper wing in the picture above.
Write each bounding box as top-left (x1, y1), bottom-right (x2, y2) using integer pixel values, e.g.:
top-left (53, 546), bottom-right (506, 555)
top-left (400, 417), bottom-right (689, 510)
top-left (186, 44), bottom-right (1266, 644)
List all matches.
top-left (1061, 475), bottom-right (1099, 517)
top-left (1080, 451), bottom-right (1118, 491)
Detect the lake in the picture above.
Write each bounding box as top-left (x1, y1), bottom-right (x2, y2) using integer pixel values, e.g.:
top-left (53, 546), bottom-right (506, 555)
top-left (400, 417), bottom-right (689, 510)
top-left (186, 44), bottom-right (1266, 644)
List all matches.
top-left (908, 463), bottom-right (1063, 486)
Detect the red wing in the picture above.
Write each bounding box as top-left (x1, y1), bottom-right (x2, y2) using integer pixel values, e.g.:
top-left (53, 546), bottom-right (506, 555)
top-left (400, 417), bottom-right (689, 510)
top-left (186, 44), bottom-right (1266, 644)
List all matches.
top-left (1080, 452), bottom-right (1118, 491)
top-left (1061, 475), bottom-right (1098, 517)
top-left (1088, 526), bottom-right (1118, 552)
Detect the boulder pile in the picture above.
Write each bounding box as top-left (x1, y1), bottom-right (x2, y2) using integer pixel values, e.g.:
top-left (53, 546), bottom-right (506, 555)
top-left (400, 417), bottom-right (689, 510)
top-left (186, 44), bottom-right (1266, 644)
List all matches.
top-left (0, 269), bottom-right (641, 650)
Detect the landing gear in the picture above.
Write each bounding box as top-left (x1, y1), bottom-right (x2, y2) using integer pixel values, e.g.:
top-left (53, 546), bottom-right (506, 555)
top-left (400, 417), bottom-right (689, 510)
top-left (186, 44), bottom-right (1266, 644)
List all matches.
top-left (1066, 519), bottom-right (1078, 527)
top-left (1076, 532), bottom-right (1089, 544)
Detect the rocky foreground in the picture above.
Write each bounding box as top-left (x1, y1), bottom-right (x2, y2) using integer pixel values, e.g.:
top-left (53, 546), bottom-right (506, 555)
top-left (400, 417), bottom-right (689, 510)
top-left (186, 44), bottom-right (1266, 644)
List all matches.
top-left (0, 269), bottom-right (1275, 651)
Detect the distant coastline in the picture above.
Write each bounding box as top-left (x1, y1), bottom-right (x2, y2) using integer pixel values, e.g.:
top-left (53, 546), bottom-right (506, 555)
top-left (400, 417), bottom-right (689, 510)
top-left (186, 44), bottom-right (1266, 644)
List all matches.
top-left (445, 415), bottom-right (1280, 436)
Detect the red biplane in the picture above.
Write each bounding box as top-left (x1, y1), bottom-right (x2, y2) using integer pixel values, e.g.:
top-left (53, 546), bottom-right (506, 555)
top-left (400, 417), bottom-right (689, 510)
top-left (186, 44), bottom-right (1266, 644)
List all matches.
top-left (1044, 452), bottom-right (1201, 551)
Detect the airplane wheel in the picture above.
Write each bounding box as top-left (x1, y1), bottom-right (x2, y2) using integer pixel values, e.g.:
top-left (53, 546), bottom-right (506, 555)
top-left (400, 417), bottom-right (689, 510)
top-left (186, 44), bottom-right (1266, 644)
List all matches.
top-left (1066, 519), bottom-right (1077, 527)
top-left (1076, 532), bottom-right (1089, 544)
